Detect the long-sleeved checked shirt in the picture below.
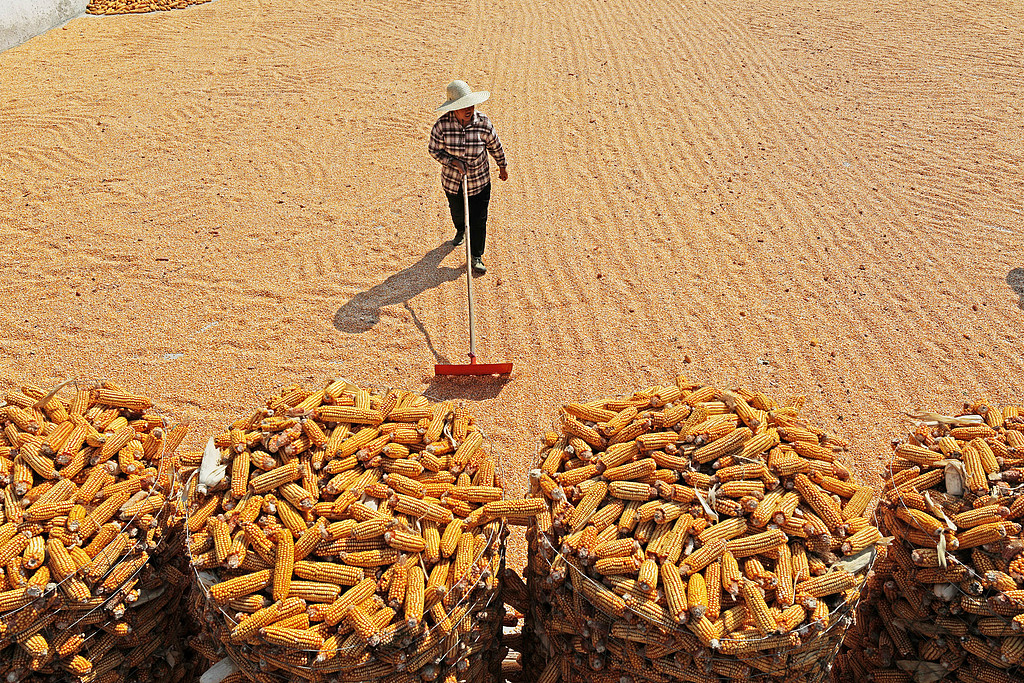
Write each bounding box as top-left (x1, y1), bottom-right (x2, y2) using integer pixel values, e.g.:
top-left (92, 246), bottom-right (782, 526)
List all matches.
top-left (428, 110), bottom-right (506, 196)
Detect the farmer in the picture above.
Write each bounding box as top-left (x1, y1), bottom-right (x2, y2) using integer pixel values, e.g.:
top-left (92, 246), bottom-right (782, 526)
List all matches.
top-left (429, 80), bottom-right (508, 275)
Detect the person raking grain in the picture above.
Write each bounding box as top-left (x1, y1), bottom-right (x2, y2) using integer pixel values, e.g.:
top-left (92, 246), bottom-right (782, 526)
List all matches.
top-left (429, 80), bottom-right (508, 275)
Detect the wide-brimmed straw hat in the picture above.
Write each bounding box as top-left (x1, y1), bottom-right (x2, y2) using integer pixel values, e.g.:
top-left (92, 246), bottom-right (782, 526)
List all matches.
top-left (435, 80), bottom-right (490, 113)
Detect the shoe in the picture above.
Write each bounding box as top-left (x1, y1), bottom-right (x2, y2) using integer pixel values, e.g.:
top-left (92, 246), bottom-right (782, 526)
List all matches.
top-left (452, 232), bottom-right (464, 246)
top-left (472, 257), bottom-right (487, 274)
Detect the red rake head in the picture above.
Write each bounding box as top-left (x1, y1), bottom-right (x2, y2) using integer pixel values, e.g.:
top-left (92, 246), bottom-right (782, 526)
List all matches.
top-left (434, 355), bottom-right (512, 376)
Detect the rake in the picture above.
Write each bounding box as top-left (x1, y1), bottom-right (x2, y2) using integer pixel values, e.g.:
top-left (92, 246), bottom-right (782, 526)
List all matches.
top-left (435, 176), bottom-right (513, 376)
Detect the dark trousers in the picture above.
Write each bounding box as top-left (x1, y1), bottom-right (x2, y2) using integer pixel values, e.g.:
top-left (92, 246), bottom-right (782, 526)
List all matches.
top-left (446, 183), bottom-right (490, 258)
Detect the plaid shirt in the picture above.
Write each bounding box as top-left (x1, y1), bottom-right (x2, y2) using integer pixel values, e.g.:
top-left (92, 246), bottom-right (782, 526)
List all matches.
top-left (429, 111), bottom-right (506, 196)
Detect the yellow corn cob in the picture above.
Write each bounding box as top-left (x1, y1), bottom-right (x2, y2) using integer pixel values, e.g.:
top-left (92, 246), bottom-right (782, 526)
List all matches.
top-left (841, 526), bottom-right (881, 555)
top-left (294, 560), bottom-right (362, 586)
top-left (953, 504), bottom-right (1008, 529)
top-left (404, 565), bottom-right (425, 627)
top-left (962, 444), bottom-right (988, 493)
top-left (322, 577), bottom-right (377, 626)
top-left (480, 498), bottom-right (546, 522)
top-left (726, 529), bottom-right (787, 559)
top-left (738, 577), bottom-right (774, 636)
top-left (686, 570), bottom-right (709, 620)
top-left (718, 480), bottom-right (765, 499)
top-left (260, 625), bottom-right (325, 650)
top-left (842, 486), bottom-right (873, 521)
top-left (315, 406), bottom-right (383, 425)
top-left (650, 562), bottom-right (685, 625)
top-left (680, 537), bottom-right (727, 576)
top-left (385, 529), bottom-right (426, 553)
top-left (0, 587), bottom-right (32, 611)
top-left (99, 551), bottom-right (148, 594)
top-left (693, 427), bottom-right (752, 464)
top-left (351, 517), bottom-right (391, 541)
top-left (793, 473), bottom-right (845, 532)
top-left (250, 462), bottom-right (302, 494)
top-left (698, 517), bottom-right (749, 545)
top-left (718, 631), bottom-right (799, 655)
top-left (578, 576), bottom-right (626, 618)
top-left (796, 569), bottom-right (857, 597)
top-left (341, 548), bottom-right (399, 567)
top-left (636, 557), bottom-right (659, 593)
top-left (211, 569), bottom-right (271, 604)
top-left (956, 521), bottom-right (1008, 549)
top-left (390, 493), bottom-right (454, 524)
top-left (384, 472), bottom-right (425, 498)
top-left (286, 580), bottom-right (341, 603)
top-left (688, 614), bottom-right (722, 648)
top-left (704, 561), bottom-right (722, 621)
top-left (21, 535), bottom-right (45, 570)
top-left (594, 554), bottom-right (642, 576)
top-left (567, 482), bottom-right (607, 531)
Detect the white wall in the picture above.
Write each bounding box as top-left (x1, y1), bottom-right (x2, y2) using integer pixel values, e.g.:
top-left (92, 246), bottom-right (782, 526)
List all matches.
top-left (0, 0), bottom-right (88, 54)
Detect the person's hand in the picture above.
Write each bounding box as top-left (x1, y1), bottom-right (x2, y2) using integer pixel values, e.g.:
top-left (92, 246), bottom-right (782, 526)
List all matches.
top-left (450, 159), bottom-right (466, 175)
top-left (498, 166), bottom-right (508, 181)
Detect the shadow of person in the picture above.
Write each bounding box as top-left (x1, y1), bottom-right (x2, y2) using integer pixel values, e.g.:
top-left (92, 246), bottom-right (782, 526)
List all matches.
top-left (1008, 268), bottom-right (1024, 311)
top-left (334, 242), bottom-right (462, 333)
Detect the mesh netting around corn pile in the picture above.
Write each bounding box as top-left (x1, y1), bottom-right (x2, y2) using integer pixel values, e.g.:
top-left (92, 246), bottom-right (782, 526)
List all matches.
top-left (0, 381), bottom-right (194, 683)
top-left (522, 377), bottom-right (878, 683)
top-left (833, 400), bottom-right (1024, 683)
top-left (180, 380), bottom-right (544, 683)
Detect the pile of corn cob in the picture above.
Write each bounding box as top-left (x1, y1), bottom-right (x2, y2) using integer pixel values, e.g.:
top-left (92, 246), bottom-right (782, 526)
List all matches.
top-left (833, 401), bottom-right (1024, 683)
top-left (182, 380), bottom-right (546, 683)
top-left (86, 0), bottom-right (210, 15)
top-left (0, 381), bottom-right (193, 682)
top-left (523, 377), bottom-right (879, 683)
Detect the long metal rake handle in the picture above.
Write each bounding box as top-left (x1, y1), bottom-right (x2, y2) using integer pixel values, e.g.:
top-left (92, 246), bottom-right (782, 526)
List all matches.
top-left (462, 175), bottom-right (476, 362)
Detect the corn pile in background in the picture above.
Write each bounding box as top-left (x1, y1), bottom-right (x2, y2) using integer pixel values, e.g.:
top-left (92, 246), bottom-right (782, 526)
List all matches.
top-left (181, 380), bottom-right (545, 683)
top-left (86, 0), bottom-right (210, 15)
top-left (523, 377), bottom-right (878, 683)
top-left (0, 382), bottom-right (193, 683)
top-left (834, 401), bottom-right (1024, 683)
